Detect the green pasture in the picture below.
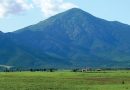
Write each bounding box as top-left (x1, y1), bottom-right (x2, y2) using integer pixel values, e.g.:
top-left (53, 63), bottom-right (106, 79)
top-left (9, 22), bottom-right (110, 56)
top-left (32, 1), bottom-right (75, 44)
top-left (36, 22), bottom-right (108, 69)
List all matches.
top-left (0, 71), bottom-right (130, 90)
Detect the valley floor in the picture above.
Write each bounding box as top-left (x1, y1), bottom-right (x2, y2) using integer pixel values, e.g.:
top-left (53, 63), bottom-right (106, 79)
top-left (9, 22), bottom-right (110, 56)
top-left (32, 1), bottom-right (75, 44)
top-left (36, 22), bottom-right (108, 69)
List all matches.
top-left (0, 71), bottom-right (130, 90)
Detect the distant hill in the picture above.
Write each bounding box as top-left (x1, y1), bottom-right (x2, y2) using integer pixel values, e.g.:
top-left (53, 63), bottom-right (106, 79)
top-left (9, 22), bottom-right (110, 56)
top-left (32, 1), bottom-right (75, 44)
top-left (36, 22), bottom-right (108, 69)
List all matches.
top-left (1, 8), bottom-right (130, 68)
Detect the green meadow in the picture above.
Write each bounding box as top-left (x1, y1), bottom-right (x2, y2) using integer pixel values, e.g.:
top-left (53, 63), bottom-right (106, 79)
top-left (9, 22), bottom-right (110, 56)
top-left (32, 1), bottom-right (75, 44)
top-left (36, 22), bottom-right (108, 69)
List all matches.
top-left (0, 71), bottom-right (130, 90)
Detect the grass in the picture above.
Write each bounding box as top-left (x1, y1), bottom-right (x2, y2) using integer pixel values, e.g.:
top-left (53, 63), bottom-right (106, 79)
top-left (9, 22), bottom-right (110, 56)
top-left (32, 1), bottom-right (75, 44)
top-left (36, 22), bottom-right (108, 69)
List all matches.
top-left (0, 71), bottom-right (130, 90)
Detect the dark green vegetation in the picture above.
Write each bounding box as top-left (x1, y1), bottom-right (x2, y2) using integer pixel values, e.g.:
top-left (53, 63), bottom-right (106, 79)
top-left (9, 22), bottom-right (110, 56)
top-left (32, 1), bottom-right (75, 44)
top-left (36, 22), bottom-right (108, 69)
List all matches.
top-left (1, 8), bottom-right (130, 68)
top-left (0, 71), bottom-right (130, 90)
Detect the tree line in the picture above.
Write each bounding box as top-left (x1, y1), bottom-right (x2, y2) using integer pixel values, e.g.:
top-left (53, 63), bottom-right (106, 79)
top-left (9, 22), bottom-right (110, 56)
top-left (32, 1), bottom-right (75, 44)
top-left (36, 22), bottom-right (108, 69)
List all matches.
top-left (0, 67), bottom-right (58, 72)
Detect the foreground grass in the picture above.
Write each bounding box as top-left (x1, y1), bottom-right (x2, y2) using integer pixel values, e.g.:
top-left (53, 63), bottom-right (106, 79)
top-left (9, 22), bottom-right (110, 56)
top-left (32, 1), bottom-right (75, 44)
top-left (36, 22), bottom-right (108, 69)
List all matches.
top-left (0, 71), bottom-right (130, 90)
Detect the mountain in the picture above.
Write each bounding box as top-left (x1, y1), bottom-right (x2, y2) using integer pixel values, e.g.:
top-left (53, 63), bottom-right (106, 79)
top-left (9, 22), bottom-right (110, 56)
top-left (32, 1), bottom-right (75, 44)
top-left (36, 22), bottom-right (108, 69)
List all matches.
top-left (1, 8), bottom-right (130, 68)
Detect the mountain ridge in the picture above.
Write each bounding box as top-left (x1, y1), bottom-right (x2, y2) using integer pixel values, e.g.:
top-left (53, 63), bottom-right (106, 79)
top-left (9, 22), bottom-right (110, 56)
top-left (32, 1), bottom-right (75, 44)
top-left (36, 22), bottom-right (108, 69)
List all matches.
top-left (1, 8), bottom-right (130, 68)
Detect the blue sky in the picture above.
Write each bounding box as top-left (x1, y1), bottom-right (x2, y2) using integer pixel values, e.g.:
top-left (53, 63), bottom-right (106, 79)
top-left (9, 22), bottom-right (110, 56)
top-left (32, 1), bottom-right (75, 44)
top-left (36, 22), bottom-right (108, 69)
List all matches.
top-left (0, 0), bottom-right (130, 32)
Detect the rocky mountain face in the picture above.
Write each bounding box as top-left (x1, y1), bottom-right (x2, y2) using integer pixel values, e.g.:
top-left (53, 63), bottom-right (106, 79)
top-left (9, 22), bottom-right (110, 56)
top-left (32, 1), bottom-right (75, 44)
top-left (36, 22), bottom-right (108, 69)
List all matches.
top-left (1, 8), bottom-right (130, 68)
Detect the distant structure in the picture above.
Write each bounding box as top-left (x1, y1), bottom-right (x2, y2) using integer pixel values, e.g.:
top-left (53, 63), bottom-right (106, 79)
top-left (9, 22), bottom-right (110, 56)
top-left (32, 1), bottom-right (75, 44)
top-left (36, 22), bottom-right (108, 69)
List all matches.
top-left (82, 68), bottom-right (90, 72)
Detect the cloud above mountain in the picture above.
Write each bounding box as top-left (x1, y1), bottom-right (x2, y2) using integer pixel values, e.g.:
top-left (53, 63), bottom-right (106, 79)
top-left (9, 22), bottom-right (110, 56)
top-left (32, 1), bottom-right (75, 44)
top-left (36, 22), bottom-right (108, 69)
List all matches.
top-left (0, 0), bottom-right (33, 18)
top-left (33, 0), bottom-right (78, 17)
top-left (0, 0), bottom-right (77, 18)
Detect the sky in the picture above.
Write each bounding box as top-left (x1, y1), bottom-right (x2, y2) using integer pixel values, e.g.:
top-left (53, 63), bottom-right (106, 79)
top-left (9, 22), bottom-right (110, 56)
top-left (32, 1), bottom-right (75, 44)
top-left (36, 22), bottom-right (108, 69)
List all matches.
top-left (0, 0), bottom-right (130, 32)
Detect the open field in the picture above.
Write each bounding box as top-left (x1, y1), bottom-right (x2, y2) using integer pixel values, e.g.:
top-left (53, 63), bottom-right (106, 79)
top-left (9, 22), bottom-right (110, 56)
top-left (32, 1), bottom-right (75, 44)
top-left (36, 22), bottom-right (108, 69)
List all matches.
top-left (0, 71), bottom-right (130, 90)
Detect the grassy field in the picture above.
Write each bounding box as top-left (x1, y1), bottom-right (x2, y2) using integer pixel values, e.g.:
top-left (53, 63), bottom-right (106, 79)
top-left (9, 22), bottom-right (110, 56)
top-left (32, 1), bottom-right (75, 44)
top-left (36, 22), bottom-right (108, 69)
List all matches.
top-left (0, 71), bottom-right (130, 90)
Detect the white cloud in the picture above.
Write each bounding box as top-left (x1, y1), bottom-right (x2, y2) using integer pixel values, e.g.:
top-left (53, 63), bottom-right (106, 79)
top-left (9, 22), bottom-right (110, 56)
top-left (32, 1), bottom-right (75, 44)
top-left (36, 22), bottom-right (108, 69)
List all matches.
top-left (0, 0), bottom-right (33, 18)
top-left (0, 3), bottom-right (7, 18)
top-left (33, 0), bottom-right (78, 17)
top-left (0, 0), bottom-right (78, 18)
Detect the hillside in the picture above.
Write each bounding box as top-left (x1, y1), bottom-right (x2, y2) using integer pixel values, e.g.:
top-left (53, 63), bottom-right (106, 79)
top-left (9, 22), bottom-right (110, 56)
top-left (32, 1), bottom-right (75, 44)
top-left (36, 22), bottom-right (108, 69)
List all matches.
top-left (0, 8), bottom-right (130, 68)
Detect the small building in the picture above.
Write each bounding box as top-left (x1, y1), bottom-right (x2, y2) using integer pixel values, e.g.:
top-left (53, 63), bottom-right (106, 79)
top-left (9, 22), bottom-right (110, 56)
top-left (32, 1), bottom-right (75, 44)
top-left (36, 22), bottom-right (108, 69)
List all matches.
top-left (81, 68), bottom-right (91, 72)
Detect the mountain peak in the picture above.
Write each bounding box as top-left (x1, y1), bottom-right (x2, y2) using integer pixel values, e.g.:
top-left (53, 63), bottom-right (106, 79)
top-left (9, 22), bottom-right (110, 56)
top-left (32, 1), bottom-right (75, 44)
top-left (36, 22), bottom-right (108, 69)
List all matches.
top-left (43, 8), bottom-right (96, 24)
top-left (61, 8), bottom-right (93, 17)
top-left (15, 8), bottom-right (96, 33)
top-left (66, 8), bottom-right (85, 12)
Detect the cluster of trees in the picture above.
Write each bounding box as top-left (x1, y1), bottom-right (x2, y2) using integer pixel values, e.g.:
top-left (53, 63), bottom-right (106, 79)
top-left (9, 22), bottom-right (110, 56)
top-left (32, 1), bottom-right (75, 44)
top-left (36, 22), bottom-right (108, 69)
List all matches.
top-left (29, 68), bottom-right (57, 72)
top-left (0, 67), bottom-right (58, 72)
top-left (72, 67), bottom-right (130, 72)
top-left (72, 68), bottom-right (102, 72)
top-left (1, 67), bottom-right (130, 72)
